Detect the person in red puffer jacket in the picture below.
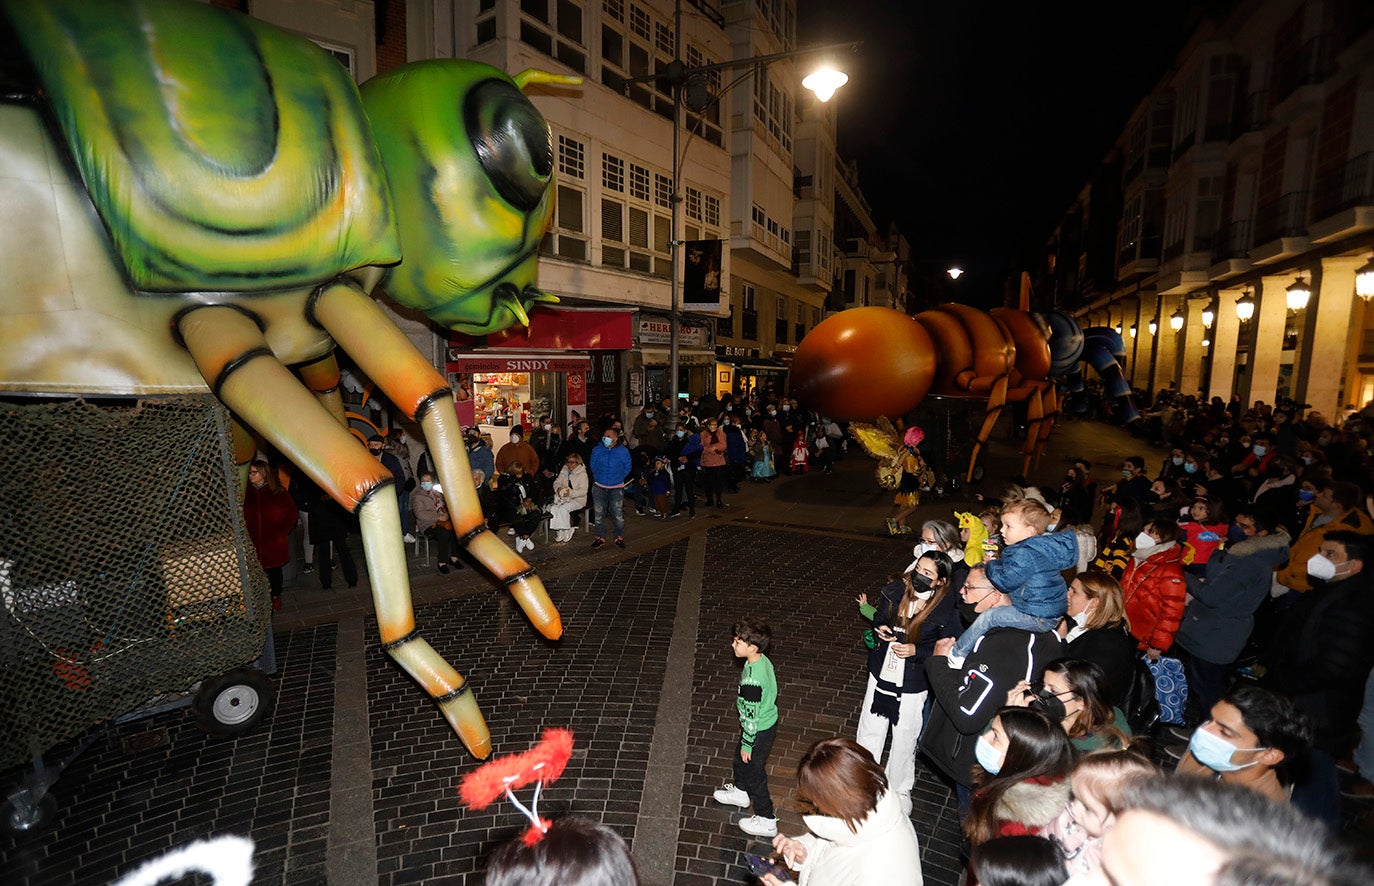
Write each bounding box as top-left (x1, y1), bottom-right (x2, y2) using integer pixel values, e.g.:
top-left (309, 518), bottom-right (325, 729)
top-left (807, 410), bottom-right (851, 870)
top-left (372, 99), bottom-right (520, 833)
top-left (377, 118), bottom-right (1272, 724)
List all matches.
top-left (243, 458), bottom-right (298, 611)
top-left (1121, 516), bottom-right (1187, 660)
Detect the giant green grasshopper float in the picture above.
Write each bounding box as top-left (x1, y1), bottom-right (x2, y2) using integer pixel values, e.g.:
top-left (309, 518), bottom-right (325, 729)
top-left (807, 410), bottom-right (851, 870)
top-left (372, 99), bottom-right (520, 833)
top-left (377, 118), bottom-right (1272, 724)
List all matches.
top-left (0, 0), bottom-right (580, 758)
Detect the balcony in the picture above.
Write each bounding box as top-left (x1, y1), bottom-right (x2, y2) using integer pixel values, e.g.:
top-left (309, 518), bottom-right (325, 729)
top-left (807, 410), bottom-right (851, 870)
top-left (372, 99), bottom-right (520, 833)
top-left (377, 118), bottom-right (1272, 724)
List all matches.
top-left (1210, 219), bottom-right (1251, 263)
top-left (1312, 152), bottom-right (1374, 220)
top-left (716, 310), bottom-right (734, 339)
top-left (1272, 35), bottom-right (1333, 107)
top-left (1252, 191), bottom-right (1308, 245)
top-left (1117, 233), bottom-right (1162, 275)
top-left (741, 309), bottom-right (758, 341)
top-left (1162, 239), bottom-right (1185, 263)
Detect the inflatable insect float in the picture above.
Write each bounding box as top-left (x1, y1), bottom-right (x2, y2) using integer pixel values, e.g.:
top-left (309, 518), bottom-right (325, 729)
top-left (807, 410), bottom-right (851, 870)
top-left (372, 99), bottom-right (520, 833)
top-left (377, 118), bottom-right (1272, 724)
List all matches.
top-left (0, 0), bottom-right (581, 759)
top-left (791, 301), bottom-right (1133, 481)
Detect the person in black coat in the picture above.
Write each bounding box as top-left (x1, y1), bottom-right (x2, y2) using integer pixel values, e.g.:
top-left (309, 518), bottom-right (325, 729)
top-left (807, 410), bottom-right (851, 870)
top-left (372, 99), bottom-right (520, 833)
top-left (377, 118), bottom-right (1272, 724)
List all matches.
top-left (1059, 570), bottom-right (1140, 709)
top-left (919, 565), bottom-right (1063, 814)
top-left (295, 472), bottom-right (357, 590)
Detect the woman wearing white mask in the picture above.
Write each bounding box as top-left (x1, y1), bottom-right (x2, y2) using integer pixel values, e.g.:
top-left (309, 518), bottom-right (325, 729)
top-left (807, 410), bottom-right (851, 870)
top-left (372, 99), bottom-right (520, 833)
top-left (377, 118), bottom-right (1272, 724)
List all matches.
top-left (1176, 683), bottom-right (1313, 804)
top-left (1058, 571), bottom-right (1137, 709)
top-left (855, 552), bottom-right (959, 815)
top-left (546, 453), bottom-right (589, 543)
top-left (963, 708), bottom-right (1075, 848)
top-left (1120, 517), bottom-right (1187, 662)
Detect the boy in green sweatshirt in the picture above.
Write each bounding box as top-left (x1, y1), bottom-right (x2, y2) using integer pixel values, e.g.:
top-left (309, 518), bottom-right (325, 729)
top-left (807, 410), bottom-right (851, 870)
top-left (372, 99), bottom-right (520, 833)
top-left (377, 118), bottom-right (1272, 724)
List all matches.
top-left (712, 617), bottom-right (779, 838)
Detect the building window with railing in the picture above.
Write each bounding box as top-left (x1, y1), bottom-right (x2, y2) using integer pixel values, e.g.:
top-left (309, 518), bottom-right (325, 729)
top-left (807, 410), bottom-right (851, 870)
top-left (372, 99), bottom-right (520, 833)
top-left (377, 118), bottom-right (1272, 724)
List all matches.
top-left (794, 302), bottom-right (805, 343)
top-left (717, 302), bottom-right (734, 338)
top-left (753, 70), bottom-right (793, 155)
top-left (520, 0), bottom-right (587, 74)
top-left (542, 134), bottom-right (587, 260)
top-left (742, 284), bottom-right (758, 340)
top-left (601, 150), bottom-right (670, 276)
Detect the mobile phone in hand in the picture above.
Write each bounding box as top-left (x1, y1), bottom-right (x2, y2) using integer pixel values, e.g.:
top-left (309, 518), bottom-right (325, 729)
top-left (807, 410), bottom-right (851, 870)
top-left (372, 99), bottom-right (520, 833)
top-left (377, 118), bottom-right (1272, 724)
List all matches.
top-left (745, 852), bottom-right (795, 883)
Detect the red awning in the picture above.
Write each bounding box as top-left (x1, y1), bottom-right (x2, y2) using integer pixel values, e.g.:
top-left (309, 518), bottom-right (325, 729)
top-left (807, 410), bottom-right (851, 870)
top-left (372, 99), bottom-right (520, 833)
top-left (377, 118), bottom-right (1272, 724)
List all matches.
top-left (446, 352), bottom-right (591, 373)
top-left (448, 308), bottom-right (633, 350)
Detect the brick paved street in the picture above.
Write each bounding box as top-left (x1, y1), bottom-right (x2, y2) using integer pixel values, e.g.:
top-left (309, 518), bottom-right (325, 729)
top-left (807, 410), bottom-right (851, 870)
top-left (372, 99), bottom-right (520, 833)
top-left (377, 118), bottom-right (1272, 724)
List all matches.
top-left (4, 416), bottom-right (1372, 884)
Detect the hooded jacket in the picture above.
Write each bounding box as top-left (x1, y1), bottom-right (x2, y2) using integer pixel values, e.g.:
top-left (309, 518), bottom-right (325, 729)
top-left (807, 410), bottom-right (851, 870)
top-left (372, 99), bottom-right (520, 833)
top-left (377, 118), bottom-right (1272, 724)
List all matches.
top-left (990, 776), bottom-right (1072, 838)
top-left (1275, 506), bottom-right (1374, 593)
top-left (1175, 528), bottom-right (1291, 664)
top-left (984, 530), bottom-right (1080, 618)
top-left (787, 789), bottom-right (922, 886)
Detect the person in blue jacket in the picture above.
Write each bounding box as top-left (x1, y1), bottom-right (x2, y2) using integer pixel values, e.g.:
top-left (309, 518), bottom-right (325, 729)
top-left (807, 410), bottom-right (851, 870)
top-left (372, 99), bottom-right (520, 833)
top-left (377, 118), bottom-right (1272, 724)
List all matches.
top-left (666, 421), bottom-right (703, 517)
top-left (948, 498), bottom-right (1080, 662)
top-left (589, 426), bottom-right (633, 549)
top-left (723, 414), bottom-right (749, 493)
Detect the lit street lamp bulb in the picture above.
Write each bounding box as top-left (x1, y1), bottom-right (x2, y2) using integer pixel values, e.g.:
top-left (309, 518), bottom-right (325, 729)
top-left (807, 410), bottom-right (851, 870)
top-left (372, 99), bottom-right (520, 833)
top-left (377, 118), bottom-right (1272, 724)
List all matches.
top-left (802, 67), bottom-right (848, 102)
top-left (947, 267), bottom-right (964, 280)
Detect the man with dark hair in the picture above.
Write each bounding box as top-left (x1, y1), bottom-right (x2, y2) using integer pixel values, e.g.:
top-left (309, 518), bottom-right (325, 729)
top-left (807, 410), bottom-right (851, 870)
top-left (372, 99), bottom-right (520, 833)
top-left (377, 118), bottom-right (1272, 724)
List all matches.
top-left (1174, 503), bottom-right (1291, 718)
top-left (1176, 683), bottom-right (1313, 803)
top-left (1275, 479), bottom-right (1374, 594)
top-left (1097, 775), bottom-right (1363, 886)
top-left (1106, 456), bottom-right (1151, 511)
top-left (1262, 530), bottom-right (1374, 829)
top-left (920, 565), bottom-right (1062, 814)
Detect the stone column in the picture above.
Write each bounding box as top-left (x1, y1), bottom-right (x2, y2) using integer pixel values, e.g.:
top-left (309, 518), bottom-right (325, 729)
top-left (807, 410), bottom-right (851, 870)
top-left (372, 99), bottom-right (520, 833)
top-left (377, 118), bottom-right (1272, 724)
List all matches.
top-left (1244, 276), bottom-right (1289, 407)
top-left (1297, 256), bottom-right (1361, 418)
top-left (1154, 293), bottom-right (1180, 394)
top-left (1208, 288), bottom-right (1244, 403)
top-left (1178, 298), bottom-right (1206, 399)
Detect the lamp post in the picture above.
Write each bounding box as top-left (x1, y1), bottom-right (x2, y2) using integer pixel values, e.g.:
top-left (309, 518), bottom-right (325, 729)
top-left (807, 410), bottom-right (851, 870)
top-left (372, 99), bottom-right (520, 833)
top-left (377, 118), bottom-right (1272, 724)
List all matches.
top-left (626, 2), bottom-right (857, 406)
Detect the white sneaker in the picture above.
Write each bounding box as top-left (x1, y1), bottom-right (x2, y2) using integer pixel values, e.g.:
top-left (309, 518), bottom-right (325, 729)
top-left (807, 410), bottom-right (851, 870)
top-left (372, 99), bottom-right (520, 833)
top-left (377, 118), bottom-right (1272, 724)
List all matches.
top-left (507, 528), bottom-right (516, 535)
top-left (403, 533), bottom-right (417, 544)
top-left (712, 784), bottom-right (750, 807)
top-left (523, 538), bottom-right (534, 552)
top-left (738, 815), bottom-right (777, 838)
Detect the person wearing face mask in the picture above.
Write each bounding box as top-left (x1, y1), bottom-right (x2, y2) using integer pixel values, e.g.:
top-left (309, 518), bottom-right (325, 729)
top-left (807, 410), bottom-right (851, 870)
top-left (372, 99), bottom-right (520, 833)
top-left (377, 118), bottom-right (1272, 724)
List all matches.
top-left (494, 424), bottom-right (540, 480)
top-left (1274, 479), bottom-right (1374, 595)
top-left (1058, 571), bottom-right (1137, 709)
top-left (368, 434), bottom-right (414, 543)
top-left (1176, 683), bottom-right (1313, 805)
top-left (1120, 517), bottom-right (1187, 662)
top-left (920, 565), bottom-right (1064, 814)
top-left (630, 403), bottom-right (658, 449)
top-left (907, 519), bottom-right (969, 595)
top-left (761, 404), bottom-right (784, 472)
top-left (410, 471), bottom-right (463, 573)
top-left (588, 427), bottom-right (632, 549)
top-left (855, 552), bottom-right (959, 815)
top-left (242, 458), bottom-right (298, 612)
top-left (1258, 531), bottom-right (1374, 826)
top-left (1173, 505), bottom-right (1290, 719)
top-left (963, 707), bottom-right (1075, 847)
top-left (665, 421), bottom-right (702, 517)
top-left (1005, 659), bottom-right (1132, 752)
top-left (1230, 431), bottom-right (1277, 485)
top-left (1104, 456), bottom-right (1151, 513)
top-left (463, 429), bottom-right (496, 488)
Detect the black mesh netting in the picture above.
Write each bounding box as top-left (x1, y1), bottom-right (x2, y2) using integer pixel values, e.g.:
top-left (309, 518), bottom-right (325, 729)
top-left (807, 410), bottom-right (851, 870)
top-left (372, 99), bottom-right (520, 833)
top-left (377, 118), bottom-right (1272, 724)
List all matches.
top-left (0, 396), bottom-right (269, 771)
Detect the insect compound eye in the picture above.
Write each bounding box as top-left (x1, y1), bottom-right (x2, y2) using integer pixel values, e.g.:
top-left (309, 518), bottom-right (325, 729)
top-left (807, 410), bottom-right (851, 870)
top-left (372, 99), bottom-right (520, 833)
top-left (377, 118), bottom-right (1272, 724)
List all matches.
top-left (464, 78), bottom-right (554, 212)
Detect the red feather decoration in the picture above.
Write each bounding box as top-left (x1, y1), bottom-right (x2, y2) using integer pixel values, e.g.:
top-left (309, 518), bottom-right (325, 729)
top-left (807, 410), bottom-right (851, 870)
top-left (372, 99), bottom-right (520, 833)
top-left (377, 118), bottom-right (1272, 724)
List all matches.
top-left (459, 728), bottom-right (575, 809)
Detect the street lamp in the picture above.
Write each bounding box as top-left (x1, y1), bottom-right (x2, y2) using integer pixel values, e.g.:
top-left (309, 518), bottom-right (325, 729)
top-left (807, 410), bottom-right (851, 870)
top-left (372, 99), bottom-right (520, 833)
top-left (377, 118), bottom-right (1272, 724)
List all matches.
top-left (1129, 323), bottom-right (1137, 339)
top-left (1170, 307), bottom-right (1185, 331)
top-left (1148, 317), bottom-right (1159, 336)
top-left (947, 266), bottom-right (964, 280)
top-left (1236, 289), bottom-right (1256, 321)
top-left (1286, 275), bottom-right (1311, 311)
top-left (1357, 255), bottom-right (1374, 300)
top-left (1201, 300), bottom-right (1216, 328)
top-left (1114, 321), bottom-right (1123, 335)
top-left (627, 4), bottom-right (858, 405)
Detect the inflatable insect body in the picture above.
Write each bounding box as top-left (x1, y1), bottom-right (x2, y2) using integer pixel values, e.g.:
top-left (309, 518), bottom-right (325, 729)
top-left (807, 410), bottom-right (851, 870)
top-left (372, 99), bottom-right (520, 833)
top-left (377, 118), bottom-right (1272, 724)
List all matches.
top-left (0, 0), bottom-right (580, 758)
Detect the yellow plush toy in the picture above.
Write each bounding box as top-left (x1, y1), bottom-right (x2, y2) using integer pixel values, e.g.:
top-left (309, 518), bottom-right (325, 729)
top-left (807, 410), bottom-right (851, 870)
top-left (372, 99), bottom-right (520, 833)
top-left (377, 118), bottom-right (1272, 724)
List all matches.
top-left (956, 511), bottom-right (987, 566)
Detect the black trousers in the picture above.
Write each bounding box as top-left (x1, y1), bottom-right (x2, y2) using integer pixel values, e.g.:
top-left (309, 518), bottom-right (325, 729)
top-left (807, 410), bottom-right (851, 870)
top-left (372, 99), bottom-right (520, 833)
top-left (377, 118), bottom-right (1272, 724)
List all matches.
top-left (318, 537), bottom-right (358, 589)
top-left (732, 724), bottom-right (777, 818)
top-left (674, 466), bottom-right (697, 512)
top-left (703, 465), bottom-right (728, 503)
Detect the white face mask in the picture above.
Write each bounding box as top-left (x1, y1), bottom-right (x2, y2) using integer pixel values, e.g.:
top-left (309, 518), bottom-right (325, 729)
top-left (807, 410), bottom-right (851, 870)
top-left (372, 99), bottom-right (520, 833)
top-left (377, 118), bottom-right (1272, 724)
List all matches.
top-left (1306, 553), bottom-right (1338, 581)
top-left (1134, 531), bottom-right (1156, 550)
top-left (1070, 602), bottom-right (1095, 628)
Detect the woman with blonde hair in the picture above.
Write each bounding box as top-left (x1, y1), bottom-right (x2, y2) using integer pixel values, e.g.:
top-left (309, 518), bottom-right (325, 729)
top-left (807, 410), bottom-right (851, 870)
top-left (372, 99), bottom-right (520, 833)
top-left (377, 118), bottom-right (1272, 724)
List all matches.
top-left (762, 738), bottom-right (921, 886)
top-left (547, 452), bottom-right (589, 543)
top-left (1058, 570), bottom-right (1137, 709)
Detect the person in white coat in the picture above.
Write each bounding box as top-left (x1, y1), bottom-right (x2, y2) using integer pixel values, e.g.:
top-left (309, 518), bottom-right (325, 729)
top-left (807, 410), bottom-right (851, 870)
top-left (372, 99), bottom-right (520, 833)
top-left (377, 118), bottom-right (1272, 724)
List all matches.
top-left (547, 453), bottom-right (590, 542)
top-left (763, 737), bottom-right (922, 886)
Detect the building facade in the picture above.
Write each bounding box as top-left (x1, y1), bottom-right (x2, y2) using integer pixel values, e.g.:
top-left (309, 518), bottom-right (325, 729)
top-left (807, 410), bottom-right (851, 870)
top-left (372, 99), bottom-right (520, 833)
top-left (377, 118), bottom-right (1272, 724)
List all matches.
top-left (224, 0), bottom-right (880, 426)
top-left (1040, 0), bottom-right (1374, 420)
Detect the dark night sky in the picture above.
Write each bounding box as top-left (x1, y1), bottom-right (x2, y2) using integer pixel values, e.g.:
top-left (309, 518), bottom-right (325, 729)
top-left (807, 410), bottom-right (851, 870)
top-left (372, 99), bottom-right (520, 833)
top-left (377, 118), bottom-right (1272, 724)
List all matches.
top-left (796, 1), bottom-right (1218, 297)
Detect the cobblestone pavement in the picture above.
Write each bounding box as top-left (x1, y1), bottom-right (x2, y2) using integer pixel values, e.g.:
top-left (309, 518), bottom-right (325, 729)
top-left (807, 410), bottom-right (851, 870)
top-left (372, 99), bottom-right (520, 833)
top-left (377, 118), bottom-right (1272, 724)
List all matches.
top-left (4, 417), bottom-right (1372, 883)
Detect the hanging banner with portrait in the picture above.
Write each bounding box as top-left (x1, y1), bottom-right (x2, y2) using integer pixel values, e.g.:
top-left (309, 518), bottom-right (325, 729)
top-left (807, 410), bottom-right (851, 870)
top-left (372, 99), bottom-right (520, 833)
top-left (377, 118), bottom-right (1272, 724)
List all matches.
top-left (683, 239), bottom-right (722, 313)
